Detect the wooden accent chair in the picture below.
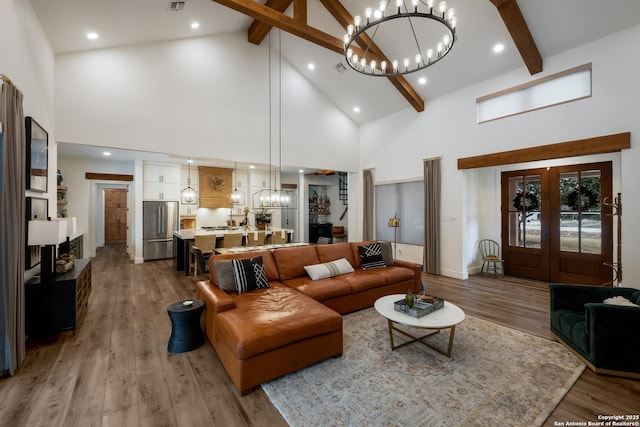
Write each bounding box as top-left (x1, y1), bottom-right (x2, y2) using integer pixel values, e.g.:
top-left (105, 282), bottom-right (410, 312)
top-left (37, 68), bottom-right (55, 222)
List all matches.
top-left (478, 239), bottom-right (504, 274)
top-left (331, 226), bottom-right (346, 242)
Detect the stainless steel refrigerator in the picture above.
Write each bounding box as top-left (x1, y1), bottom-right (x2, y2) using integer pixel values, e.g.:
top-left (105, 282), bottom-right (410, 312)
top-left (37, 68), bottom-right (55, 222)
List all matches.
top-left (143, 201), bottom-right (179, 261)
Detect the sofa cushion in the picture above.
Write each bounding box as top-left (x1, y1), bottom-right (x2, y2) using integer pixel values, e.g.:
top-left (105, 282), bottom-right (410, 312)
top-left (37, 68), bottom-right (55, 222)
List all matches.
top-left (304, 258), bottom-right (354, 280)
top-left (316, 242), bottom-right (356, 266)
top-left (349, 241), bottom-right (377, 269)
top-left (551, 309), bottom-right (589, 355)
top-left (209, 250), bottom-right (279, 286)
top-left (379, 241), bottom-right (394, 266)
top-left (272, 245), bottom-right (320, 281)
top-left (283, 276), bottom-right (353, 301)
top-left (214, 260), bottom-right (236, 293)
top-left (216, 284), bottom-right (342, 359)
top-left (358, 243), bottom-right (387, 270)
top-left (232, 257), bottom-right (269, 294)
top-left (340, 269), bottom-right (388, 293)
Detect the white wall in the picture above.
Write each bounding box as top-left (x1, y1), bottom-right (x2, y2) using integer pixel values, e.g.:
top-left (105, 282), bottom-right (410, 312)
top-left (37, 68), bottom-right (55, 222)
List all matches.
top-left (1, 0), bottom-right (55, 278)
top-left (360, 25), bottom-right (640, 286)
top-left (56, 156), bottom-right (136, 258)
top-left (54, 32), bottom-right (359, 173)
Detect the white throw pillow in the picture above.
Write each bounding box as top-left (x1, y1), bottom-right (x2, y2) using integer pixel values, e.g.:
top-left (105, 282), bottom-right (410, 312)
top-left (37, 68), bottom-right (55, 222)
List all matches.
top-left (304, 258), bottom-right (355, 280)
top-left (603, 296), bottom-right (639, 307)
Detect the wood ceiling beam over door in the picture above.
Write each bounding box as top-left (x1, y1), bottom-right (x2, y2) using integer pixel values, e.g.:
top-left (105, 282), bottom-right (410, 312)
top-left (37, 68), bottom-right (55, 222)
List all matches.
top-left (212, 0), bottom-right (425, 112)
top-left (457, 132), bottom-right (631, 170)
top-left (319, 0), bottom-right (424, 112)
top-left (490, 0), bottom-right (543, 75)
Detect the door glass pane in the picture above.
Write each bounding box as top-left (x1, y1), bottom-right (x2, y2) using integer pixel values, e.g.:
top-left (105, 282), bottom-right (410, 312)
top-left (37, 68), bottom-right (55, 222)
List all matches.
top-left (508, 175), bottom-right (541, 248)
top-left (559, 170), bottom-right (601, 254)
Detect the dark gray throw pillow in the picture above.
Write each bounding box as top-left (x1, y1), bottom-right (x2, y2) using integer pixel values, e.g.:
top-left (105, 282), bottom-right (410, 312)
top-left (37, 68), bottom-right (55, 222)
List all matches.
top-left (358, 243), bottom-right (387, 270)
top-left (378, 240), bottom-right (394, 266)
top-left (214, 260), bottom-right (236, 293)
top-left (232, 256), bottom-right (269, 294)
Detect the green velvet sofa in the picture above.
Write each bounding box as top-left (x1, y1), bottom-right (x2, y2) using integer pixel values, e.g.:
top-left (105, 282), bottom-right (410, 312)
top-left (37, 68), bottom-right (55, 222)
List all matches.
top-left (549, 283), bottom-right (640, 379)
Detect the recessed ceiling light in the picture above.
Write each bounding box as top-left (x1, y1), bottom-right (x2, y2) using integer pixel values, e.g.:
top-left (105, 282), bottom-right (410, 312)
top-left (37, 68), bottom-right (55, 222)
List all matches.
top-left (299, 169), bottom-right (304, 173)
top-left (249, 165), bottom-right (256, 169)
top-left (307, 63), bottom-right (315, 70)
top-left (103, 151), bottom-right (111, 156)
top-left (418, 77), bottom-right (427, 85)
top-left (87, 32), bottom-right (99, 40)
top-left (190, 22), bottom-right (200, 29)
top-left (187, 158), bottom-right (194, 164)
top-left (493, 43), bottom-right (505, 53)
top-left (353, 106), bottom-right (360, 113)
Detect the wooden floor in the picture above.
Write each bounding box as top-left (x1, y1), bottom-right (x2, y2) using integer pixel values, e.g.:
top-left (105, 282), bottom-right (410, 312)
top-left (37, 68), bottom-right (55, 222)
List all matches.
top-left (0, 246), bottom-right (637, 426)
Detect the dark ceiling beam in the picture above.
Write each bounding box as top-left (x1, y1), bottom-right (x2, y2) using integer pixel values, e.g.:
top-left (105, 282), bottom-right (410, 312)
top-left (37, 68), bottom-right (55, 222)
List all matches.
top-left (248, 0), bottom-right (293, 45)
top-left (294, 0), bottom-right (307, 24)
top-left (212, 0), bottom-right (424, 112)
top-left (319, 0), bottom-right (424, 112)
top-left (490, 0), bottom-right (543, 75)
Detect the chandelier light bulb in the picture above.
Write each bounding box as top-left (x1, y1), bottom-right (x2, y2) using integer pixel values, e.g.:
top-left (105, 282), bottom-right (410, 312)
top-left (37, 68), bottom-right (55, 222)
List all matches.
top-left (439, 1), bottom-right (447, 15)
top-left (437, 42), bottom-right (443, 54)
top-left (415, 54), bottom-right (422, 65)
top-left (374, 9), bottom-right (382, 19)
top-left (450, 16), bottom-right (457, 28)
top-left (447, 7), bottom-right (455, 20)
top-left (381, 61), bottom-right (387, 72)
top-left (347, 24), bottom-right (354, 36)
top-left (347, 48), bottom-right (353, 58)
top-left (343, 34), bottom-right (350, 46)
top-left (354, 15), bottom-right (361, 28)
top-left (427, 48), bottom-right (433, 60)
top-left (360, 57), bottom-right (367, 69)
top-left (352, 54), bottom-right (359, 64)
top-left (392, 59), bottom-right (398, 72)
top-left (403, 58), bottom-right (410, 70)
top-left (426, 0), bottom-right (434, 9)
top-left (365, 7), bottom-right (373, 19)
top-left (413, 0), bottom-right (419, 11)
top-left (443, 34), bottom-right (451, 46)
top-left (370, 60), bottom-right (377, 71)
top-left (379, 1), bottom-right (387, 12)
top-left (396, 0), bottom-right (402, 9)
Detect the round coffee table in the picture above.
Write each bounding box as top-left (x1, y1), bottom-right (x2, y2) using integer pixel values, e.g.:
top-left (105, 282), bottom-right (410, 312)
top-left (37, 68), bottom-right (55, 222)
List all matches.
top-left (167, 300), bottom-right (205, 353)
top-left (374, 294), bottom-right (465, 358)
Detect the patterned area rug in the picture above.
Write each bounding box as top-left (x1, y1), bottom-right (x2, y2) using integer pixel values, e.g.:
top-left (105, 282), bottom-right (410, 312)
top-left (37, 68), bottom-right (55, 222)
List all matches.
top-left (262, 308), bottom-right (584, 427)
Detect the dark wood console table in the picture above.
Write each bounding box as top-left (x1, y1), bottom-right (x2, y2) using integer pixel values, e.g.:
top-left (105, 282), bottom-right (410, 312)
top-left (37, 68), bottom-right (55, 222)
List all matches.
top-left (25, 258), bottom-right (92, 337)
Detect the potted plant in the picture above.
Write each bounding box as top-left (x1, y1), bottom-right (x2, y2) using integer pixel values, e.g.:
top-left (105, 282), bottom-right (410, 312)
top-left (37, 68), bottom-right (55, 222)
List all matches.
top-left (253, 208), bottom-right (272, 230)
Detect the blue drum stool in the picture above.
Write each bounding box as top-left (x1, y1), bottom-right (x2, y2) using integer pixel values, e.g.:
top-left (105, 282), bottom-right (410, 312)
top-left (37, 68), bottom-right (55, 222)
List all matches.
top-left (167, 300), bottom-right (205, 353)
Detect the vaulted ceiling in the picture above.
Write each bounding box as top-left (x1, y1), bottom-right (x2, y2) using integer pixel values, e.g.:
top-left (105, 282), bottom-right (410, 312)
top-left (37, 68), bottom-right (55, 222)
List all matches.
top-left (31, 0), bottom-right (640, 124)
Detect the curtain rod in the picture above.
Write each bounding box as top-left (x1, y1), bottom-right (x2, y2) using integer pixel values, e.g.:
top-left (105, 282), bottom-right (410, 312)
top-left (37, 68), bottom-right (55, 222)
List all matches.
top-left (1, 73), bottom-right (15, 86)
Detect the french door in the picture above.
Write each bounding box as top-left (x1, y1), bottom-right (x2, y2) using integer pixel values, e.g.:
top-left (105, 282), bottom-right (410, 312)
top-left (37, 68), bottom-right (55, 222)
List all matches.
top-left (501, 162), bottom-right (613, 284)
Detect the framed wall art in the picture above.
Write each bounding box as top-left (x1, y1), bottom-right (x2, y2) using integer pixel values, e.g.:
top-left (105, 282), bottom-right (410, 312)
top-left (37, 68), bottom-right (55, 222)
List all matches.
top-left (25, 197), bottom-right (48, 269)
top-left (26, 116), bottom-right (48, 192)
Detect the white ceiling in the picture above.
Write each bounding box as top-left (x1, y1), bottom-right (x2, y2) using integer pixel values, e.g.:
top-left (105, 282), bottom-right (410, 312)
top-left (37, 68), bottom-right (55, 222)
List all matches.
top-left (32, 0), bottom-right (640, 163)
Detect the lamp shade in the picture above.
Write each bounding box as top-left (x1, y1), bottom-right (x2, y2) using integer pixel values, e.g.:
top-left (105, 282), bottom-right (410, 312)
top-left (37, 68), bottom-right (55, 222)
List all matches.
top-left (28, 220), bottom-right (66, 246)
top-left (52, 217), bottom-right (76, 236)
top-left (388, 215), bottom-right (400, 227)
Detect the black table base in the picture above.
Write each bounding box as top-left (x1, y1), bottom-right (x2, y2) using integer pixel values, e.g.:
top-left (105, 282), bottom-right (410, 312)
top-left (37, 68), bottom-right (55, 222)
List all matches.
top-left (167, 300), bottom-right (205, 353)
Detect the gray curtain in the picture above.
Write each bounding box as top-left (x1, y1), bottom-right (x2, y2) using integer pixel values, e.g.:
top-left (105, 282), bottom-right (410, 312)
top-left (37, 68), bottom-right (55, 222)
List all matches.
top-left (424, 158), bottom-right (441, 275)
top-left (1, 76), bottom-right (26, 375)
top-left (362, 169), bottom-right (374, 241)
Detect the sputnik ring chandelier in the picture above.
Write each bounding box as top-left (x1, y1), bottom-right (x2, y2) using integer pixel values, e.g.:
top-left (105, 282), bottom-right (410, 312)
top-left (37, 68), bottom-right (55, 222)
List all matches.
top-left (343, 0), bottom-right (457, 77)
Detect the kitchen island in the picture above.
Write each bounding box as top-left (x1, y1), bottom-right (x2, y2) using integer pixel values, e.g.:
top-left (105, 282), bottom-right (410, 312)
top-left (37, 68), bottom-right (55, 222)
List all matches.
top-left (173, 228), bottom-right (294, 275)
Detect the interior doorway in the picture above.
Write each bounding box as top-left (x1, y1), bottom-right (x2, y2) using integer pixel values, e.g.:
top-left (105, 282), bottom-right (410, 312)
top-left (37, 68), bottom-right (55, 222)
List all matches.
top-left (104, 188), bottom-right (127, 245)
top-left (501, 161), bottom-right (613, 284)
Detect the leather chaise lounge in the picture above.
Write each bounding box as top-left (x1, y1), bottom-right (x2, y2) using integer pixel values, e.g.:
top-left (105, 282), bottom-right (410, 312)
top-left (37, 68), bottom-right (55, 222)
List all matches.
top-left (195, 241), bottom-right (421, 394)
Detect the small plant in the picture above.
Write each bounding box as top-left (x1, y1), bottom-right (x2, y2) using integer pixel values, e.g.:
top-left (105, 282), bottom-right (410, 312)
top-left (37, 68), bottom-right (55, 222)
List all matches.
top-left (253, 208), bottom-right (272, 224)
top-left (406, 289), bottom-right (414, 308)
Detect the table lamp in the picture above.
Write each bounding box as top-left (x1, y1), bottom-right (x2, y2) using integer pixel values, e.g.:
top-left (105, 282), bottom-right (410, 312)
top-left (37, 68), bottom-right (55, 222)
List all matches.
top-left (28, 219), bottom-right (66, 282)
top-left (52, 217), bottom-right (77, 255)
top-left (388, 213), bottom-right (400, 259)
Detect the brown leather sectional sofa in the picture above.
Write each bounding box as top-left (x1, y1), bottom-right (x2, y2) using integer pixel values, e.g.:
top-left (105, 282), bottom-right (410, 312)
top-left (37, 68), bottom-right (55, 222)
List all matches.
top-left (195, 241), bottom-right (421, 395)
